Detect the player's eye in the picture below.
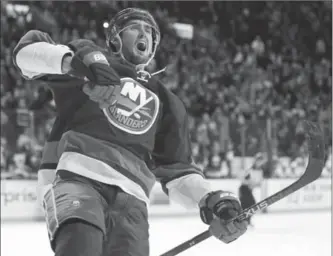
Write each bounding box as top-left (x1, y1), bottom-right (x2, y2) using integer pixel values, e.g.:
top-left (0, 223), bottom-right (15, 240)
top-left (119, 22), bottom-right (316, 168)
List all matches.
top-left (144, 25), bottom-right (152, 34)
top-left (128, 24), bottom-right (137, 31)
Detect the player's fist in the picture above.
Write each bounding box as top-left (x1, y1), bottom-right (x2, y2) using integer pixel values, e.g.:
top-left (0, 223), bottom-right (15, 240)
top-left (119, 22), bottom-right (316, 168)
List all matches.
top-left (199, 190), bottom-right (248, 243)
top-left (71, 46), bottom-right (120, 86)
top-left (83, 84), bottom-right (121, 109)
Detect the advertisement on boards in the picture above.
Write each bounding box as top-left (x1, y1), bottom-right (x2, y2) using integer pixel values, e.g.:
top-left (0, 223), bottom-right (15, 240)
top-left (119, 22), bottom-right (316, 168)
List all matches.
top-left (265, 178), bottom-right (331, 212)
top-left (1, 180), bottom-right (43, 220)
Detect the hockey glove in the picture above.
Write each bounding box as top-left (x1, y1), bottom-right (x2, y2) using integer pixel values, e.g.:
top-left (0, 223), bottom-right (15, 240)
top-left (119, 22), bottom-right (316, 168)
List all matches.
top-left (70, 46), bottom-right (120, 86)
top-left (82, 83), bottom-right (121, 109)
top-left (199, 190), bottom-right (248, 243)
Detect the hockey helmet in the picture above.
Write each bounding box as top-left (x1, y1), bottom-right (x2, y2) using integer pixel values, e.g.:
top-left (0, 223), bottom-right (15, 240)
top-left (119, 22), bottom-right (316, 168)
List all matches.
top-left (106, 8), bottom-right (160, 67)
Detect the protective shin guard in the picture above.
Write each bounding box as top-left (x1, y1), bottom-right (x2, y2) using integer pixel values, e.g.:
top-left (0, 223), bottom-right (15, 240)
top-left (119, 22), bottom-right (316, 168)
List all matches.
top-left (53, 220), bottom-right (104, 256)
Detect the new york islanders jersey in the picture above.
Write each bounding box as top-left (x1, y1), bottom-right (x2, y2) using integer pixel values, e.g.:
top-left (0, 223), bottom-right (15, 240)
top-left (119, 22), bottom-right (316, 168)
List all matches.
top-left (13, 30), bottom-right (204, 205)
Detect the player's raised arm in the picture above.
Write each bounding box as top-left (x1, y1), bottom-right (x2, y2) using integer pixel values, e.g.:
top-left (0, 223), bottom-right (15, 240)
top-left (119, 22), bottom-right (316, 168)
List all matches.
top-left (153, 92), bottom-right (248, 244)
top-left (13, 30), bottom-right (74, 80)
top-left (13, 30), bottom-right (122, 109)
top-left (13, 30), bottom-right (120, 87)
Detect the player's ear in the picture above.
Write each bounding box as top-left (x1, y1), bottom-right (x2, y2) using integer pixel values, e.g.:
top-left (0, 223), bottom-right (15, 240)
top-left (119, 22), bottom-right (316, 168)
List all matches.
top-left (107, 34), bottom-right (122, 54)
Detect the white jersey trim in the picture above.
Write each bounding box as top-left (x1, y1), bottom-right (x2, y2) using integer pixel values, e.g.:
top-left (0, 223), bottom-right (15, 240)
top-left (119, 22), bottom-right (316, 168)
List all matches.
top-left (15, 42), bottom-right (73, 79)
top-left (56, 152), bottom-right (150, 205)
top-left (166, 174), bottom-right (212, 209)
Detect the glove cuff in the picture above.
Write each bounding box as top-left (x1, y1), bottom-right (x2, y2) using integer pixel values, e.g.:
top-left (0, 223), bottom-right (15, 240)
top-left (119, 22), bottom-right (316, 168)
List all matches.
top-left (199, 190), bottom-right (241, 225)
top-left (198, 191), bottom-right (221, 225)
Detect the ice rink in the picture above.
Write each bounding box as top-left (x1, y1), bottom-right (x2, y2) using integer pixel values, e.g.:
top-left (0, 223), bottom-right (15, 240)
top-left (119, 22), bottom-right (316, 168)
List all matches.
top-left (1, 211), bottom-right (331, 256)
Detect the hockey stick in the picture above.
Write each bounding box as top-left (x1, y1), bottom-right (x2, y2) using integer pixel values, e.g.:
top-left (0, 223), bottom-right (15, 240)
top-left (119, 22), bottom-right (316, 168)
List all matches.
top-left (160, 121), bottom-right (325, 256)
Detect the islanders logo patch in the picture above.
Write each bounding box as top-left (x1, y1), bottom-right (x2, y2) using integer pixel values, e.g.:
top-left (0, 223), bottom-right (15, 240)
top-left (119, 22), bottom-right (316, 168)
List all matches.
top-left (103, 77), bottom-right (160, 135)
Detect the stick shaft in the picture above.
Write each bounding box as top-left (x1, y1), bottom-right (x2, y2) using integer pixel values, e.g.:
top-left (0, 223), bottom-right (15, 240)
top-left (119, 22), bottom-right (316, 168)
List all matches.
top-left (160, 158), bottom-right (324, 256)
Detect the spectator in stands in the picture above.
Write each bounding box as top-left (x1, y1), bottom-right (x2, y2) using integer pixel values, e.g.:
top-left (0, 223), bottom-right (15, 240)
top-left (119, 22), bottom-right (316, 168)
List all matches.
top-left (10, 150), bottom-right (32, 179)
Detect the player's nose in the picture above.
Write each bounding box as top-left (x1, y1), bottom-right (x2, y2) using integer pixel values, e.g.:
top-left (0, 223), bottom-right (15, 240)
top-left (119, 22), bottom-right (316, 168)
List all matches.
top-left (137, 33), bottom-right (147, 44)
top-left (137, 28), bottom-right (146, 39)
top-left (138, 24), bottom-right (148, 36)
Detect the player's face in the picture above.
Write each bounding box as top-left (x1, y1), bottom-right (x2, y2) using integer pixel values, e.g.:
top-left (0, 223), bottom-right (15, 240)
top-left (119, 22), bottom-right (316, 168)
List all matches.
top-left (120, 20), bottom-right (154, 65)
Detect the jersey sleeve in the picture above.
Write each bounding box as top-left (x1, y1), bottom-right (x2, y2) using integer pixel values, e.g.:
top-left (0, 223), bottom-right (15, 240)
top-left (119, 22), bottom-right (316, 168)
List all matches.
top-left (13, 30), bottom-right (74, 80)
top-left (152, 89), bottom-right (205, 194)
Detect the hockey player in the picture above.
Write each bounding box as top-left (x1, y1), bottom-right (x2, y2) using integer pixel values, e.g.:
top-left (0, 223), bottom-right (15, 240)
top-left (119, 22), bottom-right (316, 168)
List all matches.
top-left (238, 174), bottom-right (257, 227)
top-left (13, 8), bottom-right (248, 256)
top-left (239, 154), bottom-right (264, 226)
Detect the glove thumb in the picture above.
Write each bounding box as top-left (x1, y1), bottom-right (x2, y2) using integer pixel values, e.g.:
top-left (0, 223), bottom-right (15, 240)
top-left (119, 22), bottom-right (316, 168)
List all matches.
top-left (82, 83), bottom-right (94, 95)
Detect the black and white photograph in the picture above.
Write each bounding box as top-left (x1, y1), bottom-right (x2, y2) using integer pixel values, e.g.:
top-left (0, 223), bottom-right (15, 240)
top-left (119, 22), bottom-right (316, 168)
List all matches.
top-left (0, 1), bottom-right (331, 256)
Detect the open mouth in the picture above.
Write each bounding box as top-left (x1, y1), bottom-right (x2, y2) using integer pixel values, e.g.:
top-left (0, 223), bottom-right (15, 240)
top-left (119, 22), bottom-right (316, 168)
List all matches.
top-left (136, 40), bottom-right (147, 52)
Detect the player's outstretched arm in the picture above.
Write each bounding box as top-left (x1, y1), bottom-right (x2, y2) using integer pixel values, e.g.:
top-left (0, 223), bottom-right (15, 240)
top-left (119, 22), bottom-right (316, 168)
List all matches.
top-left (153, 91), bottom-right (248, 245)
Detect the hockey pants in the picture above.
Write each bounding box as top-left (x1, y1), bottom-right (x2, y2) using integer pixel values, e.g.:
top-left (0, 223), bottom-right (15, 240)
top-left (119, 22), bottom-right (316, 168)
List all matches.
top-left (43, 170), bottom-right (149, 256)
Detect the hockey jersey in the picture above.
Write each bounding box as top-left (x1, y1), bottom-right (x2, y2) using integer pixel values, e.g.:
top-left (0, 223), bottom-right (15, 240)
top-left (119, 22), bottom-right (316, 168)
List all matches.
top-left (13, 30), bottom-right (204, 205)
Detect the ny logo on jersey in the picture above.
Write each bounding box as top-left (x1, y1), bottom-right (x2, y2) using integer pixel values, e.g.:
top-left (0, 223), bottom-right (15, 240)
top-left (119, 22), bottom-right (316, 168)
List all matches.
top-left (103, 77), bottom-right (160, 135)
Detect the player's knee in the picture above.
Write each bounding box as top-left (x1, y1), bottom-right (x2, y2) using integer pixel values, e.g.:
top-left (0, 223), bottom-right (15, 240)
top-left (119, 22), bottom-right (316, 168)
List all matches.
top-left (53, 219), bottom-right (104, 256)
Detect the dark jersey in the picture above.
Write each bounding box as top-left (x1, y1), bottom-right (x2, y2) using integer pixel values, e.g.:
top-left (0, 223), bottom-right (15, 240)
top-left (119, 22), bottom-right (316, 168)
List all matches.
top-left (13, 30), bottom-right (203, 204)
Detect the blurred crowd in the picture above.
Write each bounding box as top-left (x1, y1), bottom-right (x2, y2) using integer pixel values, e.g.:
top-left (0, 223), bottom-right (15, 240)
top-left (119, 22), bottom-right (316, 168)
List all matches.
top-left (1, 1), bottom-right (332, 179)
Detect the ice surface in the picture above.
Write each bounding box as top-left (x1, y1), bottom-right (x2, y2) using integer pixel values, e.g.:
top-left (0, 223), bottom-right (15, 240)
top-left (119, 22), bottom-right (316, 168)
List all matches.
top-left (1, 212), bottom-right (331, 256)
